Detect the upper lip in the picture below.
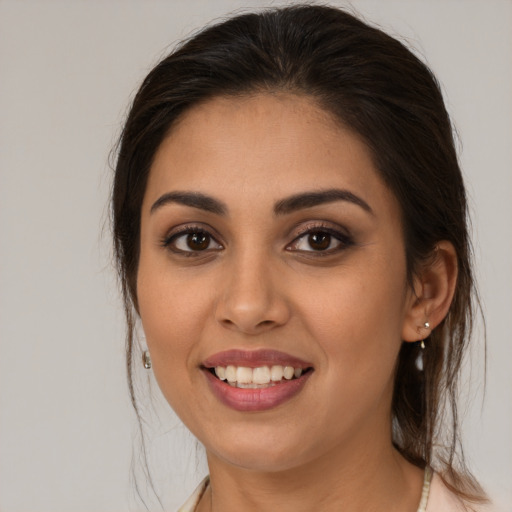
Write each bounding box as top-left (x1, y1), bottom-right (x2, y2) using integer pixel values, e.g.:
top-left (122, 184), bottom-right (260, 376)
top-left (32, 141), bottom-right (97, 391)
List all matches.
top-left (202, 349), bottom-right (313, 369)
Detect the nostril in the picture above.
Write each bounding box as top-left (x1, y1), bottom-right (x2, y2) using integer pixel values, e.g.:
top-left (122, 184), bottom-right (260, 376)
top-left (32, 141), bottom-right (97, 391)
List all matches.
top-left (215, 291), bottom-right (291, 334)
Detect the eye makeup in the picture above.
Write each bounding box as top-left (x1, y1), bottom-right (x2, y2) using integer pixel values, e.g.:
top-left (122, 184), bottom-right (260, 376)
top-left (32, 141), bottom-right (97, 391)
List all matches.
top-left (286, 221), bottom-right (355, 256)
top-left (160, 224), bottom-right (224, 256)
top-left (159, 218), bottom-right (355, 261)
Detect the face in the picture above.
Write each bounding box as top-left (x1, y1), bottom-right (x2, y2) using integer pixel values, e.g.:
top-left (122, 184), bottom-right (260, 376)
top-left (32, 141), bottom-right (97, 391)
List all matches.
top-left (137, 93), bottom-right (415, 473)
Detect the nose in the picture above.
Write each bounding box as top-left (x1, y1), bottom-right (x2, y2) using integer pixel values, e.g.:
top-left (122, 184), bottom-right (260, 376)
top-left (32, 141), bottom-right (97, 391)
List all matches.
top-left (215, 251), bottom-right (291, 335)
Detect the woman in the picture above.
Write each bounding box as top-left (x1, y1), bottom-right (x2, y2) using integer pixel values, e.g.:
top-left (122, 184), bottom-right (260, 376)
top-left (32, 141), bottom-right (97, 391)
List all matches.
top-left (112, 5), bottom-right (490, 511)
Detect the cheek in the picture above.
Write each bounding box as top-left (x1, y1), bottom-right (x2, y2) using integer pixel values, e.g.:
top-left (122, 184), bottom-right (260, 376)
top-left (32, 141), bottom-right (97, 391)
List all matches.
top-left (136, 271), bottom-right (213, 428)
top-left (136, 260), bottom-right (212, 377)
top-left (298, 261), bottom-right (407, 379)
top-left (293, 271), bottom-right (406, 440)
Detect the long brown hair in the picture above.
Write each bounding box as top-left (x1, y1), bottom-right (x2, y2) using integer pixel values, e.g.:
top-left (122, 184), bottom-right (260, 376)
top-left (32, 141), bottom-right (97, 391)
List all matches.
top-left (112, 4), bottom-right (485, 503)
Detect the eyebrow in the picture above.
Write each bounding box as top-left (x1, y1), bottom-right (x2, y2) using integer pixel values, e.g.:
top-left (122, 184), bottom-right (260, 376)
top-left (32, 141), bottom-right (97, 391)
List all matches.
top-left (150, 191), bottom-right (227, 215)
top-left (150, 188), bottom-right (373, 217)
top-left (274, 189), bottom-right (373, 216)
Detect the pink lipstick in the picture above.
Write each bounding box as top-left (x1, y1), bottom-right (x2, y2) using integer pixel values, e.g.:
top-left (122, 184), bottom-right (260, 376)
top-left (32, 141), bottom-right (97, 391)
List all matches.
top-left (202, 349), bottom-right (313, 412)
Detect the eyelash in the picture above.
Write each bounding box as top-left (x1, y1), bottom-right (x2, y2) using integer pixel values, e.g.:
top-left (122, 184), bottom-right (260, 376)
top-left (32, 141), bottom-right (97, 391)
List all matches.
top-left (287, 224), bottom-right (354, 255)
top-left (161, 225), bottom-right (223, 256)
top-left (161, 223), bottom-right (354, 256)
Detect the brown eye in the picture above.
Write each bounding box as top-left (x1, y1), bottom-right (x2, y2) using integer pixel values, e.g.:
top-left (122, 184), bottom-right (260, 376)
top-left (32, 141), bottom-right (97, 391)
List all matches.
top-left (287, 226), bottom-right (353, 254)
top-left (187, 232), bottom-right (210, 250)
top-left (308, 232), bottom-right (331, 251)
top-left (166, 228), bottom-right (223, 253)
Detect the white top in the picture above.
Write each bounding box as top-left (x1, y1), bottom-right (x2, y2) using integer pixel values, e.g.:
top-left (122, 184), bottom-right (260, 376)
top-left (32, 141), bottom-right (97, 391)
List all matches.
top-left (177, 469), bottom-right (492, 512)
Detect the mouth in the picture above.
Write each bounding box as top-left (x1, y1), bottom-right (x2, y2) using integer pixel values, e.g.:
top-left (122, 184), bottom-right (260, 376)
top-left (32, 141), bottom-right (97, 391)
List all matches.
top-left (205, 364), bottom-right (313, 388)
top-left (201, 350), bottom-right (314, 411)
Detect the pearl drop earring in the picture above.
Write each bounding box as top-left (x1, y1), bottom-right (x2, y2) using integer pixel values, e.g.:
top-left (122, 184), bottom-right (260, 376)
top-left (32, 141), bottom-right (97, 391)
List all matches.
top-left (416, 321), bottom-right (431, 370)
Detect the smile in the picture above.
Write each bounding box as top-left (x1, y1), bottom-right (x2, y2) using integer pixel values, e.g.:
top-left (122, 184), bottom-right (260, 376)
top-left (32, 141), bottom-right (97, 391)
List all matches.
top-left (202, 350), bottom-right (314, 411)
top-left (212, 365), bottom-right (305, 388)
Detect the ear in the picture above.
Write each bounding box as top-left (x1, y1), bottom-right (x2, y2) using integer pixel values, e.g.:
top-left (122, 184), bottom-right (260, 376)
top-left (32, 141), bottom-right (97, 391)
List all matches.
top-left (402, 241), bottom-right (458, 342)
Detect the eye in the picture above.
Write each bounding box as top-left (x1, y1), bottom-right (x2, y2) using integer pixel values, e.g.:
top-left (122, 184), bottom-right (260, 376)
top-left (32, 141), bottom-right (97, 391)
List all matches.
top-left (163, 227), bottom-right (223, 254)
top-left (287, 227), bottom-right (353, 254)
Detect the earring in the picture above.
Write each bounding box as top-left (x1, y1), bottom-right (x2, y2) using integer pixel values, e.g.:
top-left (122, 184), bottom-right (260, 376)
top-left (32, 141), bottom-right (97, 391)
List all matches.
top-left (143, 350), bottom-right (152, 370)
top-left (416, 344), bottom-right (424, 371)
top-left (421, 321), bottom-right (430, 349)
top-left (416, 321), bottom-right (430, 371)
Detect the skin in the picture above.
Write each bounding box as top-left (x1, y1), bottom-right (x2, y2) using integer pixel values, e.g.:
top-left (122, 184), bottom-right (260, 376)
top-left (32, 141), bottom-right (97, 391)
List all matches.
top-left (137, 93), bottom-right (457, 511)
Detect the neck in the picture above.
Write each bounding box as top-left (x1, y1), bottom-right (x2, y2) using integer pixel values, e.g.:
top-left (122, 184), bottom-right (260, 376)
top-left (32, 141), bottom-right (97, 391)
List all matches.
top-left (199, 428), bottom-right (424, 512)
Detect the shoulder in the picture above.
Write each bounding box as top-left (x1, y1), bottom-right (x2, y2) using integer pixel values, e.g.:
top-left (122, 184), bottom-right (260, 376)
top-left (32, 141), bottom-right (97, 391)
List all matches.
top-left (177, 476), bottom-right (209, 512)
top-left (427, 473), bottom-right (497, 512)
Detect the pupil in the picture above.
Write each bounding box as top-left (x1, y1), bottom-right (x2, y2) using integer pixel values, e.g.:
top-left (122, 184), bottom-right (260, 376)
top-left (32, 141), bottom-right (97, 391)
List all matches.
top-left (308, 232), bottom-right (331, 250)
top-left (187, 232), bottom-right (209, 250)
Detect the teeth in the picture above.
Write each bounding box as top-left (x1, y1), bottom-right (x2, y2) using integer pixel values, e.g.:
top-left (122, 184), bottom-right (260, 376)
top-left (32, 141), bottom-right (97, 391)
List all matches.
top-left (253, 366), bottom-right (271, 384)
top-left (283, 366), bottom-right (294, 380)
top-left (215, 366), bottom-right (226, 380)
top-left (225, 365), bottom-right (237, 383)
top-left (270, 365), bottom-right (284, 381)
top-left (236, 382), bottom-right (272, 389)
top-left (236, 366), bottom-right (253, 384)
top-left (212, 365), bottom-right (307, 386)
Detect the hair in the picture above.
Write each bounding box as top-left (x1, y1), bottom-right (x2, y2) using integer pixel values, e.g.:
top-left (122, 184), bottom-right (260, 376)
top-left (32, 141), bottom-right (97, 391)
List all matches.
top-left (112, 3), bottom-right (485, 504)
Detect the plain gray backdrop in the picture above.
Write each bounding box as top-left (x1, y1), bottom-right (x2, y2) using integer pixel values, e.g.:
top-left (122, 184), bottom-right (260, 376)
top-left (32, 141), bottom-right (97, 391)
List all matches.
top-left (1, 1), bottom-right (511, 511)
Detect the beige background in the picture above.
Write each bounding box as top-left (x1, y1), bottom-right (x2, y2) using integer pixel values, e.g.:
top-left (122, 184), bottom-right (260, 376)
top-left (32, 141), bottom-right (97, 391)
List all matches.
top-left (0, 1), bottom-right (510, 510)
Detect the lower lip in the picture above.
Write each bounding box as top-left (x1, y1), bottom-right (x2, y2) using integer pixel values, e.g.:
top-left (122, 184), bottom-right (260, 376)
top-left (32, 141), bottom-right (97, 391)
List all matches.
top-left (203, 369), bottom-right (312, 412)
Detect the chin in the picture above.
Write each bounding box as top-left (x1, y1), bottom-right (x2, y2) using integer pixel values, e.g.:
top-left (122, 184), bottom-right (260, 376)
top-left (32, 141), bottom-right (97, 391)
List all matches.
top-left (217, 448), bottom-right (306, 473)
top-left (205, 427), bottom-right (319, 473)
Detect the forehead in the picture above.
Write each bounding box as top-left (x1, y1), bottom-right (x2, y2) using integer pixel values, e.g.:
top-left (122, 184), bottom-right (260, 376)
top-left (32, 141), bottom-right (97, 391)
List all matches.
top-left (144, 93), bottom-right (398, 219)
